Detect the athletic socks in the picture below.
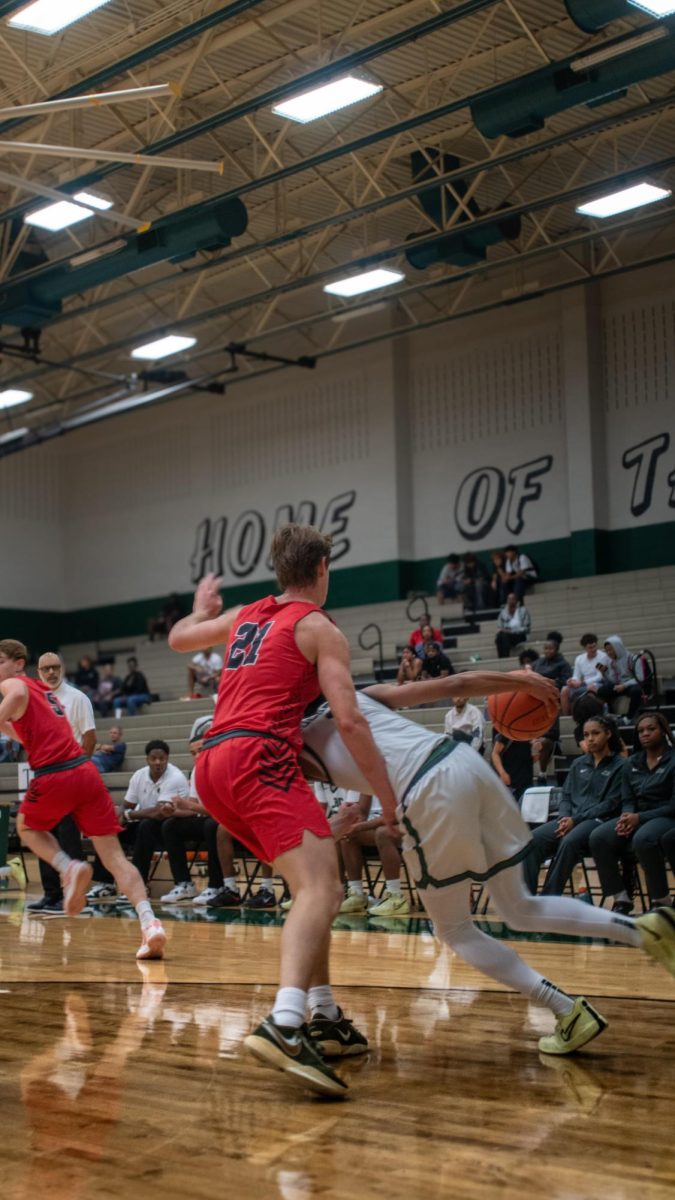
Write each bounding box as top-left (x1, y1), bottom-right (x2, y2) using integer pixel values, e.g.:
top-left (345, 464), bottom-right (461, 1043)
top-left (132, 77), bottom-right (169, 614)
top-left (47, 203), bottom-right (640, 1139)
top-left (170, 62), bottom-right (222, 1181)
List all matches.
top-left (613, 889), bottom-right (630, 904)
top-left (308, 984), bottom-right (340, 1021)
top-left (52, 850), bottom-right (73, 876)
top-left (223, 877), bottom-right (239, 893)
top-left (347, 880), bottom-right (364, 896)
top-left (530, 978), bottom-right (575, 1016)
top-left (385, 879), bottom-right (402, 895)
top-left (135, 899), bottom-right (155, 930)
top-left (272, 986), bottom-right (307, 1029)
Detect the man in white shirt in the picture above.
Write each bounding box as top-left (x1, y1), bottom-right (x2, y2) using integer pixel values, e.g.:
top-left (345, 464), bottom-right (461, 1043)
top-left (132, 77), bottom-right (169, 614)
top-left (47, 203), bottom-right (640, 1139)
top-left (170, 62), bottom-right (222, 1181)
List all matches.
top-left (186, 647), bottom-right (223, 697)
top-left (495, 594), bottom-right (532, 659)
top-left (444, 697), bottom-right (485, 752)
top-left (27, 652), bottom-right (97, 914)
top-left (123, 739), bottom-right (189, 885)
top-left (503, 545), bottom-right (537, 602)
top-left (561, 634), bottom-right (610, 715)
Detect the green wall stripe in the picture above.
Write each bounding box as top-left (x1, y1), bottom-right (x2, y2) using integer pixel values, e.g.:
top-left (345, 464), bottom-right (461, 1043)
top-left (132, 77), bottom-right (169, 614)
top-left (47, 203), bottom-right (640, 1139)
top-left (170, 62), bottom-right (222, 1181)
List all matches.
top-left (2, 520), bottom-right (672, 651)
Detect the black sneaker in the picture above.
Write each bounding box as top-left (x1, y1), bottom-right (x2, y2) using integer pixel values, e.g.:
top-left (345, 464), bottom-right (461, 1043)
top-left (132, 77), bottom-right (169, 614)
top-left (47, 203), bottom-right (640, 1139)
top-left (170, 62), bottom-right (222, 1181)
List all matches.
top-left (306, 1008), bottom-right (369, 1058)
top-left (244, 1016), bottom-right (347, 1097)
top-left (206, 886), bottom-right (241, 909)
top-left (612, 899), bottom-right (633, 916)
top-left (26, 895), bottom-right (61, 912)
top-left (243, 889), bottom-right (276, 910)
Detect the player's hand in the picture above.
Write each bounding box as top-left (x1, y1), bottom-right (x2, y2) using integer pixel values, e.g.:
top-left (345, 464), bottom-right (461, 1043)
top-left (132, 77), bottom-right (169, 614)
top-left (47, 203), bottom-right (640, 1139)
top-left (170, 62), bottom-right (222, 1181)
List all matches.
top-left (616, 813), bottom-right (639, 836)
top-left (500, 772), bottom-right (511, 787)
top-left (193, 573), bottom-right (223, 620)
top-left (556, 817), bottom-right (573, 837)
top-left (509, 670), bottom-right (559, 708)
top-left (329, 802), bottom-right (363, 841)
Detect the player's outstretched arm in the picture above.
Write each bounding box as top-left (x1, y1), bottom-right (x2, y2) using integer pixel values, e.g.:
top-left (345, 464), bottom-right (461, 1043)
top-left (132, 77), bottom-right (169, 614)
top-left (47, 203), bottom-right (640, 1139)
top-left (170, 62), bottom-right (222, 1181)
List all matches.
top-left (0, 677), bottom-right (29, 728)
top-left (168, 573), bottom-right (241, 653)
top-left (365, 668), bottom-right (559, 711)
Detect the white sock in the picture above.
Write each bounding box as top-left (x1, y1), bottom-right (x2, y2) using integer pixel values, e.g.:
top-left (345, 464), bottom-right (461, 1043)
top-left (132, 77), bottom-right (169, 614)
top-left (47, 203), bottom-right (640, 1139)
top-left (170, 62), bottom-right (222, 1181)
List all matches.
top-left (530, 978), bottom-right (575, 1016)
top-left (308, 984), bottom-right (339, 1021)
top-left (347, 880), bottom-right (364, 896)
top-left (259, 881), bottom-right (274, 894)
top-left (136, 899), bottom-right (155, 930)
top-left (613, 890), bottom-right (630, 903)
top-left (386, 879), bottom-right (402, 895)
top-left (52, 850), bottom-right (73, 876)
top-left (272, 986), bottom-right (307, 1029)
top-left (224, 877), bottom-right (239, 892)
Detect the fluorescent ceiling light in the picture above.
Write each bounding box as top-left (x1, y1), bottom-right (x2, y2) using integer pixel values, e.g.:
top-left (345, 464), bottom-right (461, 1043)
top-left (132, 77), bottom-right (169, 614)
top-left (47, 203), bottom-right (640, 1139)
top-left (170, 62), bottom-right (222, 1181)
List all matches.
top-left (570, 26), bottom-right (667, 72)
top-left (628, 0), bottom-right (675, 14)
top-left (9, 0), bottom-right (113, 36)
top-left (0, 389), bottom-right (32, 409)
top-left (73, 191), bottom-right (112, 210)
top-left (324, 267), bottom-right (404, 297)
top-left (131, 334), bottom-right (197, 360)
top-left (0, 426), bottom-right (29, 445)
top-left (272, 76), bottom-right (382, 124)
top-left (24, 199), bottom-right (94, 231)
top-left (576, 182), bottom-right (671, 218)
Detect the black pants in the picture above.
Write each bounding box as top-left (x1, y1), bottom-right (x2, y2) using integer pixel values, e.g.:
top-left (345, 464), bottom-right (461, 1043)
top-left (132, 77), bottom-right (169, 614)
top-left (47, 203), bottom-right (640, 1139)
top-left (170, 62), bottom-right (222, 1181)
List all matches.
top-left (590, 817), bottom-right (675, 901)
top-left (496, 630), bottom-right (526, 659)
top-left (524, 817), bottom-right (605, 894)
top-left (596, 683), bottom-right (642, 719)
top-left (161, 815), bottom-right (223, 888)
top-left (39, 815), bottom-right (84, 902)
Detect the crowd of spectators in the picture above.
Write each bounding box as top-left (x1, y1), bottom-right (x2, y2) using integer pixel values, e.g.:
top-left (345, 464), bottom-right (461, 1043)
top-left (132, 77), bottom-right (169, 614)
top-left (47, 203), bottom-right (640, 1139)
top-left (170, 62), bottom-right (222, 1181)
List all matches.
top-left (436, 544), bottom-right (538, 611)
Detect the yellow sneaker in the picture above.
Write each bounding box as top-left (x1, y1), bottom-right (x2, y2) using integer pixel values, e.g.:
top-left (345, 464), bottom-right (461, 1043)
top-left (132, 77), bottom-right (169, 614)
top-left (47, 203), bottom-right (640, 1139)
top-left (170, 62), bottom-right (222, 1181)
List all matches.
top-left (635, 907), bottom-right (675, 977)
top-left (538, 997), bottom-right (608, 1056)
top-left (280, 897), bottom-right (293, 912)
top-left (339, 892), bottom-right (367, 914)
top-left (369, 890), bottom-right (410, 917)
top-left (8, 857), bottom-right (27, 890)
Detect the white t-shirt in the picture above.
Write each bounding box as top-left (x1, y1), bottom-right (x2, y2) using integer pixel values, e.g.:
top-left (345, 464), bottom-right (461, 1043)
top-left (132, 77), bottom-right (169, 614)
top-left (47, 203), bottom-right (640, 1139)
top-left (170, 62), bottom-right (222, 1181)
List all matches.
top-left (444, 703), bottom-right (485, 750)
top-left (572, 650), bottom-right (610, 687)
top-left (192, 651), bottom-right (223, 674)
top-left (54, 680), bottom-right (96, 744)
top-left (505, 553), bottom-right (536, 578)
top-left (125, 762), bottom-right (189, 812)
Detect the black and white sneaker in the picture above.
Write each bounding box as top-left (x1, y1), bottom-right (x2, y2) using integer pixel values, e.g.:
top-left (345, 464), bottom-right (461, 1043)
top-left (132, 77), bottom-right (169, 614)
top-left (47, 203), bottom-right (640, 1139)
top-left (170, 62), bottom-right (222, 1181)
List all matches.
top-left (244, 1015), bottom-right (347, 1097)
top-left (306, 1008), bottom-right (369, 1057)
top-left (206, 886), bottom-right (241, 909)
top-left (26, 895), bottom-right (62, 913)
top-left (87, 882), bottom-right (118, 902)
top-left (243, 889), bottom-right (276, 910)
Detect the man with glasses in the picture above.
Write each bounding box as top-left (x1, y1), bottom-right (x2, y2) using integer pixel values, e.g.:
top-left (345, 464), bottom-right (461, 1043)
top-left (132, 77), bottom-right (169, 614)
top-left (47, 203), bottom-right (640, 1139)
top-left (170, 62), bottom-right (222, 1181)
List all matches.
top-left (26, 652), bottom-right (96, 914)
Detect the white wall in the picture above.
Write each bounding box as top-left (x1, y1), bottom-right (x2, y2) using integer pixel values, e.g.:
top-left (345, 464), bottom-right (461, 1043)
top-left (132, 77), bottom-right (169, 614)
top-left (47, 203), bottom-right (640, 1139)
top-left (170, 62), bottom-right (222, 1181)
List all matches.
top-left (0, 442), bottom-right (64, 609)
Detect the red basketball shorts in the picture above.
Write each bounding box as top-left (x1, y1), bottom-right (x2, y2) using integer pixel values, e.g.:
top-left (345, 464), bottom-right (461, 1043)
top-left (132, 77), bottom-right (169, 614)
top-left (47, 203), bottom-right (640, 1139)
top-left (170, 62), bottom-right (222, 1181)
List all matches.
top-left (19, 760), bottom-right (122, 837)
top-left (195, 734), bottom-right (332, 863)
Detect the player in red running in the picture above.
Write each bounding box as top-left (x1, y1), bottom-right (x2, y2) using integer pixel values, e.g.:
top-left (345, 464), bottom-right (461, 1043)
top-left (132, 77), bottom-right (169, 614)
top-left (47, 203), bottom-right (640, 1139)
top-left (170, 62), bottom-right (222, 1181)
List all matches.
top-left (0, 639), bottom-right (166, 960)
top-left (169, 523), bottom-right (398, 1097)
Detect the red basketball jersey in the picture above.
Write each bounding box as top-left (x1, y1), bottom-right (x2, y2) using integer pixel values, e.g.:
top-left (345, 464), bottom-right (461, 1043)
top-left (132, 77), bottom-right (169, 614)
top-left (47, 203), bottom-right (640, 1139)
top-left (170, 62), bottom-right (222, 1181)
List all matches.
top-left (210, 596), bottom-right (330, 752)
top-left (11, 676), bottom-right (83, 769)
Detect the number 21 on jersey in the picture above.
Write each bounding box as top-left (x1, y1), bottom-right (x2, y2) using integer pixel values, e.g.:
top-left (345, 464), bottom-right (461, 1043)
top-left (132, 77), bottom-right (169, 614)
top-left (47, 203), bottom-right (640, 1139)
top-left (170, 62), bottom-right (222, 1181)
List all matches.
top-left (226, 620), bottom-right (274, 670)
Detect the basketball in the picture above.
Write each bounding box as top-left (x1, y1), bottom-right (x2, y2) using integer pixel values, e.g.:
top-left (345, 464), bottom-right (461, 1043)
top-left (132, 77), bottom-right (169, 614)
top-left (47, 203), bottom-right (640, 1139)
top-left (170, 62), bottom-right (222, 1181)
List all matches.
top-left (487, 690), bottom-right (558, 740)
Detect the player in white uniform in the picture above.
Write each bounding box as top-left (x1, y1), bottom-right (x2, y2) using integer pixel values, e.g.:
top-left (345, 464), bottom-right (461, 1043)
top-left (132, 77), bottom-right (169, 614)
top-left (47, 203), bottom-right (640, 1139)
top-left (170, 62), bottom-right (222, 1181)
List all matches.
top-left (301, 671), bottom-right (675, 1056)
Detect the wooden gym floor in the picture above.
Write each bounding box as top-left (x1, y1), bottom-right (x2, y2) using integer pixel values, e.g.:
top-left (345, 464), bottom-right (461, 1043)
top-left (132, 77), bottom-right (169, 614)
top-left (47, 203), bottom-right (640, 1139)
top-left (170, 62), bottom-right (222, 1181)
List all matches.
top-left (1, 898), bottom-right (674, 1200)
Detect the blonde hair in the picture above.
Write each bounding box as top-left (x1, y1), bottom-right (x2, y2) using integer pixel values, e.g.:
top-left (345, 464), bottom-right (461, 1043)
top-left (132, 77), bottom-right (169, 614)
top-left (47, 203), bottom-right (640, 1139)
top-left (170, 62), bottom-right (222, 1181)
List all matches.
top-left (270, 523), bottom-right (332, 591)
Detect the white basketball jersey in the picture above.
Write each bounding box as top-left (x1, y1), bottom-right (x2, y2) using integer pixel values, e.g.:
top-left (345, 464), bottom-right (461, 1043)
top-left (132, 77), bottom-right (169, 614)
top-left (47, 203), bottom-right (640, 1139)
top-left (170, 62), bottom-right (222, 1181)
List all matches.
top-left (301, 692), bottom-right (446, 798)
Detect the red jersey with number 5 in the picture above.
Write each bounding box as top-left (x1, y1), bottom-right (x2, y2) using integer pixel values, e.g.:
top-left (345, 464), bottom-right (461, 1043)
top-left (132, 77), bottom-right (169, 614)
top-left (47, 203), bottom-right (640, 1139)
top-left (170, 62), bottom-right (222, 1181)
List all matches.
top-left (210, 596), bottom-right (331, 753)
top-left (12, 676), bottom-right (83, 769)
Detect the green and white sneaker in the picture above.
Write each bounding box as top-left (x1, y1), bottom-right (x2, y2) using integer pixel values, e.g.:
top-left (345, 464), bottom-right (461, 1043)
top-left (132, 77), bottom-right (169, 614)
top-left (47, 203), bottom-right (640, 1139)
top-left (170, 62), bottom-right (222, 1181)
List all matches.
top-left (280, 897), bottom-right (293, 912)
top-left (244, 1016), bottom-right (347, 1097)
top-left (7, 857), bottom-right (27, 890)
top-left (339, 892), bottom-right (368, 915)
top-left (538, 997), bottom-right (608, 1056)
top-left (635, 907), bottom-right (675, 977)
top-left (369, 890), bottom-right (410, 917)
top-left (306, 1008), bottom-right (368, 1058)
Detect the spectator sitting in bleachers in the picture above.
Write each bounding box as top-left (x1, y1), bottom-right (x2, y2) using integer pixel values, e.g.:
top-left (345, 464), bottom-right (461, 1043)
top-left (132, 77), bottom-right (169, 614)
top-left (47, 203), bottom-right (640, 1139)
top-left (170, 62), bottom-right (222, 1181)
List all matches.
top-left (560, 633), bottom-right (610, 715)
top-left (73, 654), bottom-right (99, 699)
top-left (489, 550), bottom-right (508, 607)
top-left (436, 554), bottom-right (464, 605)
top-left (518, 648), bottom-right (538, 668)
top-left (597, 636), bottom-right (643, 720)
top-left (185, 646), bottom-right (223, 699)
top-left (589, 712), bottom-right (675, 914)
top-left (409, 615), bottom-right (443, 655)
top-left (444, 696), bottom-right (484, 751)
top-left (461, 552), bottom-right (491, 613)
top-left (503, 544), bottom-right (538, 602)
top-left (412, 621), bottom-right (444, 660)
top-left (495, 593), bottom-right (531, 659)
top-left (523, 715), bottom-right (624, 895)
top-left (91, 725), bottom-right (126, 774)
top-left (115, 656), bottom-right (152, 717)
top-left (572, 694), bottom-right (630, 758)
top-left (158, 734), bottom-right (232, 905)
top-left (338, 793), bottom-right (410, 917)
top-left (530, 633), bottom-right (572, 781)
top-left (0, 731), bottom-right (20, 762)
top-left (491, 730), bottom-right (533, 802)
top-left (419, 642), bottom-right (454, 680)
top-left (92, 662), bottom-right (123, 717)
top-left (397, 646), bottom-right (421, 685)
top-left (147, 592), bottom-right (185, 642)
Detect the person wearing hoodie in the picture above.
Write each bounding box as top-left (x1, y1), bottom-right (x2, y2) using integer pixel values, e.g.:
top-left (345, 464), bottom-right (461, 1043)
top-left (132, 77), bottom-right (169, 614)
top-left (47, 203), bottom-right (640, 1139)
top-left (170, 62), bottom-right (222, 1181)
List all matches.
top-left (598, 636), bottom-right (642, 720)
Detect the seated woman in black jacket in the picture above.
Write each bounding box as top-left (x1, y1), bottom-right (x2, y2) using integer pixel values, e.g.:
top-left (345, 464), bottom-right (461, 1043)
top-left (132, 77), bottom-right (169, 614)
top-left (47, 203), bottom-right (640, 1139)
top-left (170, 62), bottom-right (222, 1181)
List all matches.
top-left (524, 715), bottom-right (624, 894)
top-left (589, 712), bottom-right (675, 913)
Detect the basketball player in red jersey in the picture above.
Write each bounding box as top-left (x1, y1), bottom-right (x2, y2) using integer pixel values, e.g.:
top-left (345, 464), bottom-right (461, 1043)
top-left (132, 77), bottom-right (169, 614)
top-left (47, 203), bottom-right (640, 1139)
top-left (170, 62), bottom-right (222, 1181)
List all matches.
top-left (169, 523), bottom-right (398, 1096)
top-left (0, 639), bottom-right (166, 960)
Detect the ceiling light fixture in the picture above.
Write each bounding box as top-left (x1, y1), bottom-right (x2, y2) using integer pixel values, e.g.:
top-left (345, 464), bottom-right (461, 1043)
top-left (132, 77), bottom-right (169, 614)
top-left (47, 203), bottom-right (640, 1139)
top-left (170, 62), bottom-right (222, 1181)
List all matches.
top-left (272, 76), bottom-right (382, 124)
top-left (72, 191), bottom-right (112, 210)
top-left (24, 199), bottom-right (94, 231)
top-left (9, 0), bottom-right (113, 36)
top-left (576, 181), bottom-right (671, 218)
top-left (0, 426), bottom-right (29, 445)
top-left (570, 26), bottom-right (667, 72)
top-left (131, 335), bottom-right (197, 360)
top-left (627, 0), bottom-right (675, 15)
top-left (0, 389), bottom-right (33, 409)
top-left (324, 267), bottom-right (404, 297)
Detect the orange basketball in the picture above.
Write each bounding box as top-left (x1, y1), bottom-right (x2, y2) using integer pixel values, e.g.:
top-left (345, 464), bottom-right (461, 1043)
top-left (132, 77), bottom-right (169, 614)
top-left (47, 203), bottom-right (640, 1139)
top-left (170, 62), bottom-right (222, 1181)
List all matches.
top-left (488, 690), bottom-right (558, 740)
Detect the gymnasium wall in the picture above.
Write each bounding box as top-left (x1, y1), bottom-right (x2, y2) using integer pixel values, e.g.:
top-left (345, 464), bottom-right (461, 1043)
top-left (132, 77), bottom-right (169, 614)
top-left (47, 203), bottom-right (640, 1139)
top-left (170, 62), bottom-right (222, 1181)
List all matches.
top-left (1, 260), bottom-right (673, 645)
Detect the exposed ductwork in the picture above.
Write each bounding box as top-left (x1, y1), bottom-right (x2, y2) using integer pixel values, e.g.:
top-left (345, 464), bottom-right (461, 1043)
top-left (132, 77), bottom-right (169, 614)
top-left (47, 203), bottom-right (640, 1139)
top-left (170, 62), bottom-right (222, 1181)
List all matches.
top-left (0, 198), bottom-right (248, 328)
top-left (564, 0), bottom-right (648, 32)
